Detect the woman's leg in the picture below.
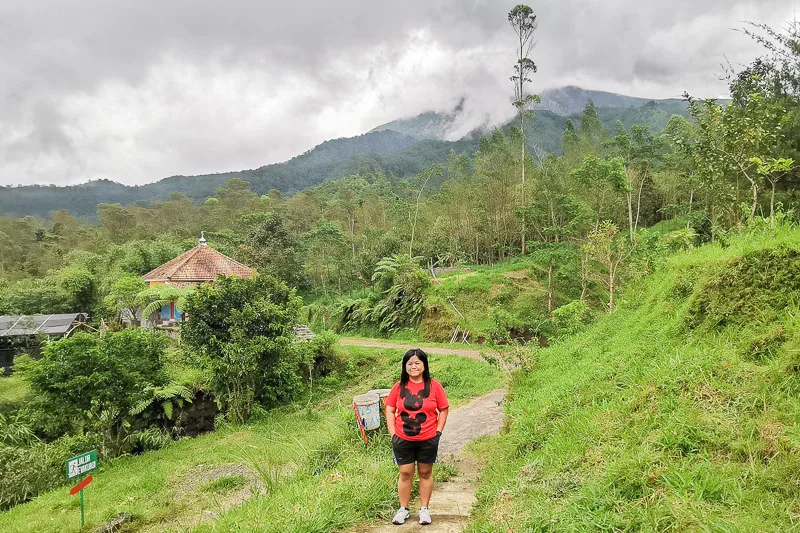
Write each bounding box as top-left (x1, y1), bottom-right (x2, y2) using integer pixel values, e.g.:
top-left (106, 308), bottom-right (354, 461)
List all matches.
top-left (398, 463), bottom-right (415, 507)
top-left (417, 463), bottom-right (434, 507)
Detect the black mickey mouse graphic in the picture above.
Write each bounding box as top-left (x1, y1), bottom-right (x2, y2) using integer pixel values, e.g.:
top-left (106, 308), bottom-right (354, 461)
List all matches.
top-left (399, 383), bottom-right (431, 436)
top-left (400, 383), bottom-right (430, 411)
top-left (400, 411), bottom-right (427, 436)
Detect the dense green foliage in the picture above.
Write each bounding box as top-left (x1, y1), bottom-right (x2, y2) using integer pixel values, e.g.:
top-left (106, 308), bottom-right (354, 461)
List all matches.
top-left (181, 275), bottom-right (302, 422)
top-left (3, 82), bottom-right (788, 340)
top-left (0, 324), bottom-right (358, 512)
top-left (0, 431), bottom-right (102, 512)
top-left (0, 329), bottom-right (172, 510)
top-left (24, 330), bottom-right (168, 437)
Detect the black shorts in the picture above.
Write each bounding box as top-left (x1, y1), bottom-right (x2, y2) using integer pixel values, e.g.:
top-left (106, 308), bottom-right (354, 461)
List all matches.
top-left (392, 434), bottom-right (440, 465)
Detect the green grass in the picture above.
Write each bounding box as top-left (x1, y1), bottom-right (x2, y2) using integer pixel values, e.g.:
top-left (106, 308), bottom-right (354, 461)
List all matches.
top-left (425, 262), bottom-right (553, 342)
top-left (200, 475), bottom-right (248, 495)
top-left (465, 225), bottom-right (800, 531)
top-left (0, 346), bottom-right (503, 532)
top-left (339, 335), bottom-right (483, 350)
top-left (163, 348), bottom-right (206, 390)
top-left (648, 216), bottom-right (691, 235)
top-left (0, 375), bottom-right (31, 415)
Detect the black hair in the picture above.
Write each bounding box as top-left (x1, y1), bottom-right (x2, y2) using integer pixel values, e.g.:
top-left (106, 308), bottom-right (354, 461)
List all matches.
top-left (400, 348), bottom-right (431, 387)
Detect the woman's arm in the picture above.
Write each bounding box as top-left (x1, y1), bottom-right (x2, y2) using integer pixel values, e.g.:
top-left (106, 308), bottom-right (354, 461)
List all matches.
top-left (385, 405), bottom-right (397, 437)
top-left (436, 407), bottom-right (449, 434)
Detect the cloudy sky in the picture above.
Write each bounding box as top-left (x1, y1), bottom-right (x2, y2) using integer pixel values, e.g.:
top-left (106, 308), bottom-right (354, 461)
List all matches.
top-left (0, 0), bottom-right (796, 187)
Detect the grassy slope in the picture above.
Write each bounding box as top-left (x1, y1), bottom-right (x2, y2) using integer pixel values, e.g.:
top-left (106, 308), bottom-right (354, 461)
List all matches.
top-left (311, 257), bottom-right (554, 344)
top-left (467, 226), bottom-right (800, 532)
top-left (0, 376), bottom-right (30, 414)
top-left (424, 258), bottom-right (547, 342)
top-left (0, 346), bottom-right (504, 533)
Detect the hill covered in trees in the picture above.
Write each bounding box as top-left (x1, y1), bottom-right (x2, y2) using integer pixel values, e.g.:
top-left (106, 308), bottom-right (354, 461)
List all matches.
top-left (370, 86), bottom-right (692, 140)
top-left (0, 130), bottom-right (423, 219)
top-left (0, 88), bottom-right (692, 219)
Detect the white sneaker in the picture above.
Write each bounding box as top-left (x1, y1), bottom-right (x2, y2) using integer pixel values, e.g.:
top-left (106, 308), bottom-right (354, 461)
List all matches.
top-left (392, 507), bottom-right (410, 525)
top-left (418, 507), bottom-right (432, 525)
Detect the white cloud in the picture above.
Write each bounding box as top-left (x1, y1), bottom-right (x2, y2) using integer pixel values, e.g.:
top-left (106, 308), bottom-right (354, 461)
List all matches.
top-left (0, 0), bottom-right (796, 186)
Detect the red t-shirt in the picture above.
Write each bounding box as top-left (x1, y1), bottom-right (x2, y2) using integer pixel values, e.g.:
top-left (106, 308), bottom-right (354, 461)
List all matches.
top-left (386, 378), bottom-right (449, 441)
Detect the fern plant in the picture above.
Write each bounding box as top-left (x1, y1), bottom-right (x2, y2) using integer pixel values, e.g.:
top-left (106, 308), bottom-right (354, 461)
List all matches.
top-left (130, 382), bottom-right (193, 420)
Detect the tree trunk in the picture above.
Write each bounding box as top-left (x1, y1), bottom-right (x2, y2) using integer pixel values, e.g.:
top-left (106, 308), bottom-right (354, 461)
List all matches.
top-left (750, 179), bottom-right (759, 221)
top-left (580, 254), bottom-right (589, 301)
top-left (634, 169), bottom-right (646, 235)
top-left (549, 197), bottom-right (558, 242)
top-left (410, 174), bottom-right (430, 257)
top-left (608, 269), bottom-right (615, 313)
top-left (349, 217), bottom-right (356, 259)
top-left (521, 112), bottom-right (527, 255)
top-left (770, 179), bottom-right (776, 227)
top-left (547, 263), bottom-right (554, 315)
top-left (710, 204), bottom-right (717, 243)
top-left (627, 190), bottom-right (634, 242)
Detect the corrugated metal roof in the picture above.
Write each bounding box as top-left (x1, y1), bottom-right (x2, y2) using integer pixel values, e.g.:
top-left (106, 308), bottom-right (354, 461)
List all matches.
top-left (0, 313), bottom-right (89, 337)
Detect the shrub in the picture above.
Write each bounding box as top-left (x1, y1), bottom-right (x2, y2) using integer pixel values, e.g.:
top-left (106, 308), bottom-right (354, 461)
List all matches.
top-left (297, 331), bottom-right (344, 379)
top-left (181, 274), bottom-right (302, 422)
top-left (552, 300), bottom-right (594, 338)
top-left (686, 244), bottom-right (800, 329)
top-left (338, 255), bottom-right (429, 334)
top-left (664, 227), bottom-right (698, 252)
top-left (22, 329), bottom-right (169, 439)
top-left (486, 306), bottom-right (526, 344)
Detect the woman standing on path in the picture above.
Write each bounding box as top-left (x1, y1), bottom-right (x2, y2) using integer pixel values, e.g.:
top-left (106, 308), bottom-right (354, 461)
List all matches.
top-left (385, 349), bottom-right (449, 526)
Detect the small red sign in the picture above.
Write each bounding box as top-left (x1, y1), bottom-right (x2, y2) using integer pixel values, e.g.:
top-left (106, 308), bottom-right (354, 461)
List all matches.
top-left (69, 475), bottom-right (93, 495)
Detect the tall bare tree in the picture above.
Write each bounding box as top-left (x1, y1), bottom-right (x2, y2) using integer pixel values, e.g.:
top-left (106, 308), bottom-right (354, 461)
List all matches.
top-left (509, 4), bottom-right (539, 255)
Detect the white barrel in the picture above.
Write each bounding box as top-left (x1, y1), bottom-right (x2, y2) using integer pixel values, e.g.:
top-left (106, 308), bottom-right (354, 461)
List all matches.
top-left (368, 388), bottom-right (392, 409)
top-left (353, 393), bottom-right (381, 431)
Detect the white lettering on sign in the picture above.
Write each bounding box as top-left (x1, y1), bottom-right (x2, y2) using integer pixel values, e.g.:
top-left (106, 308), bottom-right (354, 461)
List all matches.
top-left (68, 459), bottom-right (97, 478)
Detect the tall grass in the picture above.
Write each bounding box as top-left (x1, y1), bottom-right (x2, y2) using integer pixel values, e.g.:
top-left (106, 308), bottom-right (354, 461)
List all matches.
top-left (466, 226), bottom-right (800, 531)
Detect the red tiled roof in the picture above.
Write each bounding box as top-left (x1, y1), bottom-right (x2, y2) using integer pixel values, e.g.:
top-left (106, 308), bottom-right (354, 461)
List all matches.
top-left (142, 245), bottom-right (254, 282)
top-left (164, 281), bottom-right (196, 290)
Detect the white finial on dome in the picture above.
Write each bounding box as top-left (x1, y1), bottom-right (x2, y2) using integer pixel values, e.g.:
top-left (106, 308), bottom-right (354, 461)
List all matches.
top-left (199, 231), bottom-right (207, 246)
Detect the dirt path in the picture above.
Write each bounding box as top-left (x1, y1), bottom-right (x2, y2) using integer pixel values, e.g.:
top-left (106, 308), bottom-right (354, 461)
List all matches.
top-left (350, 388), bottom-right (506, 533)
top-left (339, 338), bottom-right (484, 360)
